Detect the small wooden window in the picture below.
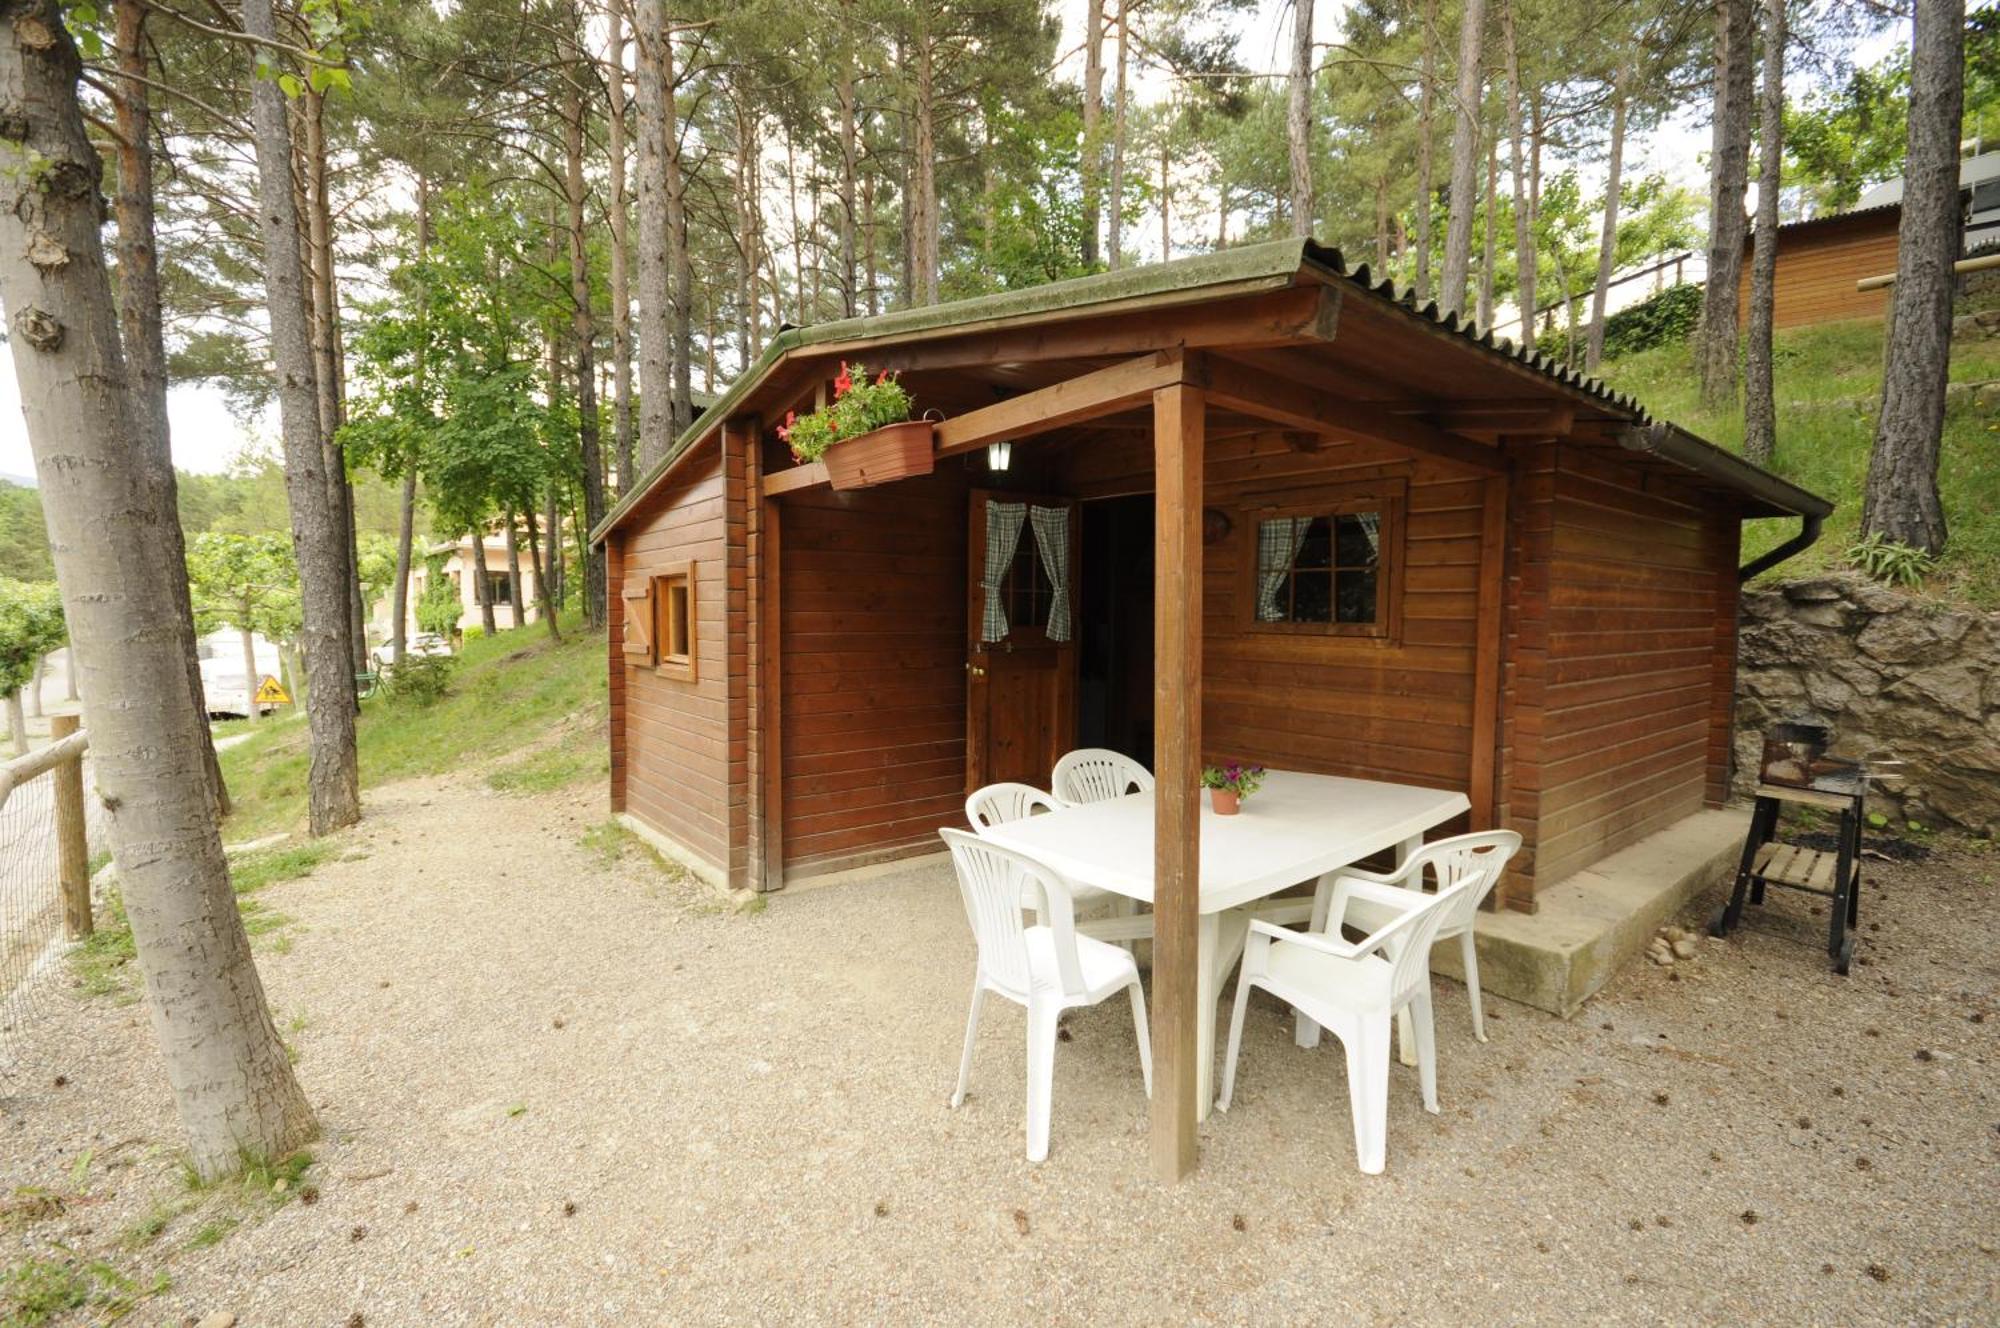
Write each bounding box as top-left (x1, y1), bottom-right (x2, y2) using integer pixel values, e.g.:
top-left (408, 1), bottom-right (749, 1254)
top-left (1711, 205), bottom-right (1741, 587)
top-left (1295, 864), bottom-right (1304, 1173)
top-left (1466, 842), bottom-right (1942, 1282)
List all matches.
top-left (1243, 480), bottom-right (1405, 640)
top-left (621, 576), bottom-right (655, 662)
top-left (654, 563), bottom-right (697, 682)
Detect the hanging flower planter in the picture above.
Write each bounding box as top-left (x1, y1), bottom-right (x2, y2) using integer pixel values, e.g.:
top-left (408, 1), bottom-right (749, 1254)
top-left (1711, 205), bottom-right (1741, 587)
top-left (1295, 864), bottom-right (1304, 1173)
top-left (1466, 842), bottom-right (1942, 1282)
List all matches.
top-left (778, 362), bottom-right (933, 492)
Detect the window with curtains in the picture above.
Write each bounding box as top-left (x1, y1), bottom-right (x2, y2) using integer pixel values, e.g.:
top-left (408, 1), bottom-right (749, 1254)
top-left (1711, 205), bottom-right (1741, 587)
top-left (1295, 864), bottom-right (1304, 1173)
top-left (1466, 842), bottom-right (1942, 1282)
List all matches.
top-left (1246, 479), bottom-right (1404, 639)
top-left (979, 499), bottom-right (1073, 644)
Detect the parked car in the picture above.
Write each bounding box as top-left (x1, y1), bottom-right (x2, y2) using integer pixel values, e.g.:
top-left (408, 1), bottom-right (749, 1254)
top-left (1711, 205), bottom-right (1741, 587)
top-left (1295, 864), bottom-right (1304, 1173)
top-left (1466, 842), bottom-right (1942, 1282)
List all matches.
top-left (196, 628), bottom-right (282, 720)
top-left (370, 632), bottom-right (452, 671)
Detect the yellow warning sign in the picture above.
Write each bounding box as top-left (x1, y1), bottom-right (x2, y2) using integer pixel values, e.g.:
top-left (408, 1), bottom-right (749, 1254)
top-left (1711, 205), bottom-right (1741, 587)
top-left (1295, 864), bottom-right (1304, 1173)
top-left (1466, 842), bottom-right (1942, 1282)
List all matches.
top-left (254, 675), bottom-right (291, 705)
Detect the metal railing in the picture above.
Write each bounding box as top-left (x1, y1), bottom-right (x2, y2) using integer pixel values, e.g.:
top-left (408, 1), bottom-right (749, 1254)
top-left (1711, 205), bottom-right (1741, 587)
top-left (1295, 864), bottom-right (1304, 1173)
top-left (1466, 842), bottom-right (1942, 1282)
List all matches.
top-left (0, 716), bottom-right (103, 1065)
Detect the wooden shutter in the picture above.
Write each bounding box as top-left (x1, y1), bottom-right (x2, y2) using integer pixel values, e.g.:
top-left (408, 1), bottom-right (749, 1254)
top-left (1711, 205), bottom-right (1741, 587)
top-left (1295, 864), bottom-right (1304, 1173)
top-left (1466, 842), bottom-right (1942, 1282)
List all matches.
top-left (622, 577), bottom-right (656, 661)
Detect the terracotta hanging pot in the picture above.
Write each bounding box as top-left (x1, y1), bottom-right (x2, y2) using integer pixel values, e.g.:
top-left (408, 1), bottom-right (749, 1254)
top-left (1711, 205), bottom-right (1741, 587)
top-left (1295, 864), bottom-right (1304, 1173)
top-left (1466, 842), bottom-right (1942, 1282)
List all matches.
top-left (1210, 789), bottom-right (1240, 816)
top-left (823, 420), bottom-right (935, 491)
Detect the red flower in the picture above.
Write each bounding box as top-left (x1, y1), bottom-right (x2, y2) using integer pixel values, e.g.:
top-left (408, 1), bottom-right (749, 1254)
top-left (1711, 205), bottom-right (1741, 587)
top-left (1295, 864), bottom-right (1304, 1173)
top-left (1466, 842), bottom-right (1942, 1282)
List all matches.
top-left (876, 369), bottom-right (890, 385)
top-left (834, 362), bottom-right (853, 398)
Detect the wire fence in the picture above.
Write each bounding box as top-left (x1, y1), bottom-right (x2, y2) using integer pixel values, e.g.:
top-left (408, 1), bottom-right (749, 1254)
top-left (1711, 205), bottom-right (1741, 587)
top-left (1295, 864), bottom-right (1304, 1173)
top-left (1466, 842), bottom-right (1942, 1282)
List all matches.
top-left (0, 723), bottom-right (105, 1076)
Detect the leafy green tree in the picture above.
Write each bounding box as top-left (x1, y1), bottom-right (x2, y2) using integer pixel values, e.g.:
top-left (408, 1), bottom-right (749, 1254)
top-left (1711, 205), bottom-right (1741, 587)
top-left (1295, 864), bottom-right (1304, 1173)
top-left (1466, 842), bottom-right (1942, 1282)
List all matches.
top-left (0, 483), bottom-right (54, 582)
top-left (415, 554), bottom-right (462, 638)
top-left (185, 532), bottom-right (300, 723)
top-left (0, 580), bottom-right (67, 754)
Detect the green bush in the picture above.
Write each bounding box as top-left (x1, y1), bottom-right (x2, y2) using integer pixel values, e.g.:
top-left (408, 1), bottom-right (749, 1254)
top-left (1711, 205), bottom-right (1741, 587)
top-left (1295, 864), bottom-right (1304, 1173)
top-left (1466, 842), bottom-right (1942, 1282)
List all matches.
top-left (461, 625), bottom-right (484, 642)
top-left (1541, 281), bottom-right (1704, 367)
top-left (383, 651), bottom-right (456, 706)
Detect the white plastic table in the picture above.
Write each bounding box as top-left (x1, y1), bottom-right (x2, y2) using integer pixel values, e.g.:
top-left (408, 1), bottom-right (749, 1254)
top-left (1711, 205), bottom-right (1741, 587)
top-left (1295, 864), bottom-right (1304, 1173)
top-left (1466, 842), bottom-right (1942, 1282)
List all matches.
top-left (983, 769), bottom-right (1470, 1120)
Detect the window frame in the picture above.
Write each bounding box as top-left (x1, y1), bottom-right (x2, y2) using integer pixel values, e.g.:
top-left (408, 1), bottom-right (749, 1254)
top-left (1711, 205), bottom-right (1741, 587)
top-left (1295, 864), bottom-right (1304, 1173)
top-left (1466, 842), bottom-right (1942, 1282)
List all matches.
top-left (653, 562), bottom-right (698, 682)
top-left (1240, 478), bottom-right (1407, 642)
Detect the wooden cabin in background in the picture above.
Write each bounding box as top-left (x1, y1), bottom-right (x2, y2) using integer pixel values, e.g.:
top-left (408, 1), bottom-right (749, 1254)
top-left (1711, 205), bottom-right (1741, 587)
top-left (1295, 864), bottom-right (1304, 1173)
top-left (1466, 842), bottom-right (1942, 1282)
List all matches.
top-left (592, 239), bottom-right (1830, 916)
top-left (1736, 206), bottom-right (1901, 331)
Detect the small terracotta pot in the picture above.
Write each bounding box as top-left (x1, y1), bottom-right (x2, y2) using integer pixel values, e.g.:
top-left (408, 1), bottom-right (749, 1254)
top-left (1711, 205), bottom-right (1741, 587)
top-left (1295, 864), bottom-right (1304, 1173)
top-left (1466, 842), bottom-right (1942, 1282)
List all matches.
top-left (823, 419), bottom-right (935, 490)
top-left (1210, 788), bottom-right (1240, 816)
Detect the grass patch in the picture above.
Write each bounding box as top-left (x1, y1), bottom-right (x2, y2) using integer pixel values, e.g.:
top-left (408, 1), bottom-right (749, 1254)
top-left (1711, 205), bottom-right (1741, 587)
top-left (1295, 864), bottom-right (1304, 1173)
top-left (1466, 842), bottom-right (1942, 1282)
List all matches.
top-left (69, 892), bottom-right (138, 1003)
top-left (486, 740), bottom-right (608, 795)
top-left (183, 1216), bottom-right (239, 1251)
top-left (1, 1253), bottom-right (166, 1327)
top-left (1597, 316), bottom-right (2000, 606)
top-left (229, 841), bottom-right (336, 895)
top-left (219, 613), bottom-right (603, 840)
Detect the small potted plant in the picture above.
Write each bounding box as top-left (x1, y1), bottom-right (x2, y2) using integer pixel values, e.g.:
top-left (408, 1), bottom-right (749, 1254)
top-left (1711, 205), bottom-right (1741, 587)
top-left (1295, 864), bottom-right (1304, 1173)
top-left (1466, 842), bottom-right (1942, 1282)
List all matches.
top-left (1200, 761), bottom-right (1266, 816)
top-left (776, 361), bottom-right (930, 490)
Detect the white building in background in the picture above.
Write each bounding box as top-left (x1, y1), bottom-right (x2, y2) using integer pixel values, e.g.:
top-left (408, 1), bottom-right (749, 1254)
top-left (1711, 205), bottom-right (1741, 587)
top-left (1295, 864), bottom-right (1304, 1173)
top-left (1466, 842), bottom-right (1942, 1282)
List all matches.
top-left (375, 535), bottom-right (538, 640)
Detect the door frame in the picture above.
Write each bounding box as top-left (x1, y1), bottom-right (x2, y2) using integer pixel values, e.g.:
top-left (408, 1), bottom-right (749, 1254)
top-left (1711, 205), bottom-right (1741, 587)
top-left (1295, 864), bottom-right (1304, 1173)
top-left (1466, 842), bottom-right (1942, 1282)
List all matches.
top-left (964, 488), bottom-right (1082, 793)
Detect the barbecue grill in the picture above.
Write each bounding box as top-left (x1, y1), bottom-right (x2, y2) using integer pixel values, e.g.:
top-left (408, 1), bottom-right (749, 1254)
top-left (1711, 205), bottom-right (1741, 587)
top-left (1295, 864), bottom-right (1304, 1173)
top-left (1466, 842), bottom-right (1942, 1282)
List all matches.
top-left (1710, 719), bottom-right (1900, 974)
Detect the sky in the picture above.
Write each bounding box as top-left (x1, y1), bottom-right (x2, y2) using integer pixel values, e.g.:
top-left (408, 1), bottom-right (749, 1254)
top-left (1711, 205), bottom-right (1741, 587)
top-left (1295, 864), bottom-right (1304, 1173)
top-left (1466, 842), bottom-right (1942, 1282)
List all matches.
top-left (0, 0), bottom-right (1909, 484)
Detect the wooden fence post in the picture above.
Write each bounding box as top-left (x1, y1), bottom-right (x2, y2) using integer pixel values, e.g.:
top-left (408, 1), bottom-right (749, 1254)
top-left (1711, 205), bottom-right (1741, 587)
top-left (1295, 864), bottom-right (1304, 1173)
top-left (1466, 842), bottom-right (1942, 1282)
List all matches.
top-left (51, 714), bottom-right (90, 939)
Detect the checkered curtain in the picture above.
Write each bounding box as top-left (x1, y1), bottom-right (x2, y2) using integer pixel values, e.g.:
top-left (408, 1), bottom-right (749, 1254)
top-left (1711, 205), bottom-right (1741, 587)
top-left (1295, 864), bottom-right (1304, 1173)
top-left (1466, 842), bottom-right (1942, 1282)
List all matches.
top-left (1255, 516), bottom-right (1315, 621)
top-left (1357, 511), bottom-right (1380, 557)
top-left (1028, 505), bottom-right (1072, 642)
top-left (980, 501), bottom-right (1027, 642)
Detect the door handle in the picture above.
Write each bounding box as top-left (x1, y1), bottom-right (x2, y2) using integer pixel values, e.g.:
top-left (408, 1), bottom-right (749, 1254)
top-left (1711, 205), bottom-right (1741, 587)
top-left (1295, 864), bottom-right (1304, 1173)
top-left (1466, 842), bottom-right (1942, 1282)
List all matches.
top-left (966, 663), bottom-right (986, 677)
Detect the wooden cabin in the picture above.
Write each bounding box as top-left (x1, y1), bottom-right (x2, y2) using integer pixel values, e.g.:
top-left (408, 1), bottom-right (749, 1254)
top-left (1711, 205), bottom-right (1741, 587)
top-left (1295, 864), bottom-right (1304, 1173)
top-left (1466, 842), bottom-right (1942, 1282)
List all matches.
top-left (1736, 206), bottom-right (1901, 330)
top-left (593, 239), bottom-right (1830, 916)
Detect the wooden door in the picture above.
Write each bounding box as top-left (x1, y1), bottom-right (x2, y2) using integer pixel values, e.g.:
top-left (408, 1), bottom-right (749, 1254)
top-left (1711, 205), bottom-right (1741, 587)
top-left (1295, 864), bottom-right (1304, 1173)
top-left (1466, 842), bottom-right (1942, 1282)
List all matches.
top-left (966, 490), bottom-right (1080, 793)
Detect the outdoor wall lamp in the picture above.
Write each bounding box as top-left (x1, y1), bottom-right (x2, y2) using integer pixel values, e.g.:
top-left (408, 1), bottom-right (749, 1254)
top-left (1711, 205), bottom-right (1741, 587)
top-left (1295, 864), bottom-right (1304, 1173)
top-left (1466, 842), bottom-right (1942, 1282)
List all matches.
top-left (987, 440), bottom-right (1013, 471)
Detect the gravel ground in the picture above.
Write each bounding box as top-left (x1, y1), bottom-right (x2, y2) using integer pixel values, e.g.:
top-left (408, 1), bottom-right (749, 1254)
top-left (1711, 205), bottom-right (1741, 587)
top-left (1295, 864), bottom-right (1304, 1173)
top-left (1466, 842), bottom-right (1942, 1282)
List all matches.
top-left (2, 775), bottom-right (1995, 1326)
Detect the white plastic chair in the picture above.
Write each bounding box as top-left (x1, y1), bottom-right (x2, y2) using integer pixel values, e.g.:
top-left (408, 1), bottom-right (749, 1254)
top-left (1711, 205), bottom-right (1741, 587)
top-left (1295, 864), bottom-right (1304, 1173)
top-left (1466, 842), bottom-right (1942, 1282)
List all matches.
top-left (967, 782), bottom-right (1117, 923)
top-left (1217, 878), bottom-right (1472, 1174)
top-left (940, 828), bottom-right (1152, 1162)
top-left (1320, 831), bottom-right (1521, 1042)
top-left (1051, 749), bottom-right (1154, 805)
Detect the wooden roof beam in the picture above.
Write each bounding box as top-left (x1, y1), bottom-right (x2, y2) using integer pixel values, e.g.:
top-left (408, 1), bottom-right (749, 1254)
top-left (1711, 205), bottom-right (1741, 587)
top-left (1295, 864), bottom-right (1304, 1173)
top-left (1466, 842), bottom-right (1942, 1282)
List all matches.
top-left (934, 349), bottom-right (1201, 457)
top-left (1202, 356), bottom-right (1505, 476)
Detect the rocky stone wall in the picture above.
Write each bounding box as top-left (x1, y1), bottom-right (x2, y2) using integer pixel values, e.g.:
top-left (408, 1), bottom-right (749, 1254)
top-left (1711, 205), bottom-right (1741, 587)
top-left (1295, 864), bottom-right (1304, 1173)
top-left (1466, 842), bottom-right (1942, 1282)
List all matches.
top-left (1735, 574), bottom-right (2000, 835)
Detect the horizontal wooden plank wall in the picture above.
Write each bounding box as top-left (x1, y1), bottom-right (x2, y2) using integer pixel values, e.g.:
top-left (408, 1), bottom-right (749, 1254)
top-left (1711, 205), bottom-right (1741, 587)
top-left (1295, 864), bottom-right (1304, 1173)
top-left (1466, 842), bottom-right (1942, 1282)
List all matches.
top-left (1527, 443), bottom-right (1733, 891)
top-left (1737, 216), bottom-right (1898, 329)
top-left (618, 443), bottom-right (733, 875)
top-left (1064, 429), bottom-right (1482, 814)
top-left (778, 470), bottom-right (970, 879)
top-left (607, 538), bottom-right (627, 813)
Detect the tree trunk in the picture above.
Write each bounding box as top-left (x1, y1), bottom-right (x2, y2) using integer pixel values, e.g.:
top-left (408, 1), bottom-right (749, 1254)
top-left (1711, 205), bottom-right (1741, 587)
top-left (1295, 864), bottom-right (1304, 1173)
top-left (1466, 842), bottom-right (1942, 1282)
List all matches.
top-left (564, 33), bottom-right (607, 630)
top-left (110, 0), bottom-right (226, 815)
top-left (1440, 0), bottom-right (1488, 318)
top-left (1108, 0), bottom-right (1128, 268)
top-left (470, 535), bottom-right (497, 636)
top-left (1082, 0), bottom-right (1103, 266)
top-left (1477, 135), bottom-right (1498, 330)
top-left (1502, 0), bottom-right (1533, 352)
top-left (663, 23), bottom-right (693, 436)
top-left (1586, 71), bottom-right (1629, 372)
top-left (546, 482), bottom-right (565, 609)
top-left (302, 88), bottom-right (363, 686)
top-left (912, 37), bottom-right (940, 305)
top-left (0, 0), bottom-right (316, 1178)
top-left (524, 504), bottom-right (561, 642)
top-left (1743, 0), bottom-right (1786, 464)
top-left (733, 77), bottom-right (758, 369)
top-left (503, 510), bottom-right (524, 629)
top-left (25, 655), bottom-right (42, 718)
top-left (240, 625), bottom-right (260, 723)
top-left (606, 0), bottom-right (636, 492)
top-left (63, 644), bottom-right (76, 701)
top-left (1862, 0), bottom-right (1964, 554)
top-left (862, 168), bottom-right (879, 315)
top-left (243, 0), bottom-right (360, 836)
top-left (634, 0), bottom-right (671, 470)
top-left (1160, 135), bottom-right (1171, 259)
top-left (1287, 0), bottom-right (1315, 237)
top-left (835, 40), bottom-right (859, 316)
top-left (1415, 0), bottom-right (1437, 300)
top-left (6, 692), bottom-right (24, 756)
top-left (391, 471), bottom-right (415, 656)
top-left (1697, 0), bottom-right (1757, 410)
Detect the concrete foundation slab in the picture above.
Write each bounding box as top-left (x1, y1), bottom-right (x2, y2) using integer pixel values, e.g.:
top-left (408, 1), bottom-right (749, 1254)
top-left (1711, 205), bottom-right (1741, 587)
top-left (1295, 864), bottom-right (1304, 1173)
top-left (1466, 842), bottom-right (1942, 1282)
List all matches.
top-left (1432, 807), bottom-right (1751, 1017)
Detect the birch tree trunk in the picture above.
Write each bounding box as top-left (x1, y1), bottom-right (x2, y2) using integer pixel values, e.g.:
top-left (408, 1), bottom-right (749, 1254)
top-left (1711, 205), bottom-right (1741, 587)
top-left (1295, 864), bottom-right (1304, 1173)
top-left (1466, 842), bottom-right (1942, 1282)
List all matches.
top-left (111, 0), bottom-right (227, 814)
top-left (244, 0), bottom-right (360, 835)
top-left (1439, 0), bottom-right (1488, 318)
top-left (1743, 0), bottom-right (1785, 464)
top-left (1502, 0), bottom-right (1533, 352)
top-left (471, 536), bottom-right (497, 636)
top-left (1697, 0), bottom-right (1756, 410)
top-left (1108, 0), bottom-right (1128, 268)
top-left (1586, 70), bottom-right (1629, 372)
top-left (1287, 0), bottom-right (1315, 238)
top-left (6, 692), bottom-right (24, 755)
top-left (503, 511), bottom-right (524, 629)
top-left (606, 0), bottom-right (636, 492)
top-left (634, 0), bottom-right (671, 471)
top-left (25, 655), bottom-right (42, 718)
top-left (240, 626), bottom-right (260, 723)
top-left (1415, 0), bottom-right (1437, 300)
top-left (1862, 0), bottom-right (1964, 554)
top-left (565, 30), bottom-right (607, 629)
top-left (1082, 0), bottom-right (1103, 266)
top-left (0, 0), bottom-right (316, 1177)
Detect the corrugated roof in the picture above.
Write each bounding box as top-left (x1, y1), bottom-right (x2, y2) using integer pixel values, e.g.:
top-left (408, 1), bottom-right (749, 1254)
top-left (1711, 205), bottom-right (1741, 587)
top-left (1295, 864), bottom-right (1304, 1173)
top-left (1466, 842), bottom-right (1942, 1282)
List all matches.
top-left (595, 237), bottom-right (1830, 540)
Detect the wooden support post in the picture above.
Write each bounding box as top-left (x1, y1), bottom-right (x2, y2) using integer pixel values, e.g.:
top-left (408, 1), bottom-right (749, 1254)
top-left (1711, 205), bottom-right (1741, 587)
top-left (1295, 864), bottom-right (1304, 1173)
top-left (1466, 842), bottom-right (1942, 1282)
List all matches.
top-left (50, 714), bottom-right (90, 940)
top-left (1468, 472), bottom-right (1509, 829)
top-left (758, 499), bottom-right (785, 889)
top-left (1150, 377), bottom-right (1204, 1182)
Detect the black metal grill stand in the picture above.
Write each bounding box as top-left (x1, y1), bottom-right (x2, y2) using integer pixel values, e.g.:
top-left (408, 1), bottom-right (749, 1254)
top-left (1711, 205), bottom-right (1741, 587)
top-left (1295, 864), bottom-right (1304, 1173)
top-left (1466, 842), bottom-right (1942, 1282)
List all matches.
top-left (1710, 782), bottom-right (1864, 974)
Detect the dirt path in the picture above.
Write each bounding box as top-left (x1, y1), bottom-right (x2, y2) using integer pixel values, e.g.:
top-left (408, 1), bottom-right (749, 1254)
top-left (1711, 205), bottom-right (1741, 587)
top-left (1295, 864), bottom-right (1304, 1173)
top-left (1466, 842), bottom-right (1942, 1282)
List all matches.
top-left (2, 774), bottom-right (1995, 1326)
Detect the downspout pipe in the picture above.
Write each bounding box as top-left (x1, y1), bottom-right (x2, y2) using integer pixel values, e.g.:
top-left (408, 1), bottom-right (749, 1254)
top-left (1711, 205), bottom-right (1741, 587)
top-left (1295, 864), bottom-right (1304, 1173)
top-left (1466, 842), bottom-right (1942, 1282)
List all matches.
top-left (1737, 513), bottom-right (1825, 583)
